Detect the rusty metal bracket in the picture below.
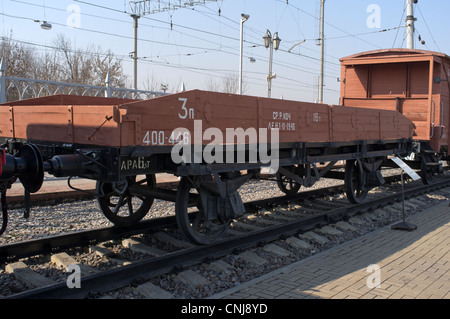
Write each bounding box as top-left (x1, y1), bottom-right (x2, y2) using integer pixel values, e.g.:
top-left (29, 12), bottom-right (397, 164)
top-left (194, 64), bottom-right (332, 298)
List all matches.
top-left (87, 115), bottom-right (113, 141)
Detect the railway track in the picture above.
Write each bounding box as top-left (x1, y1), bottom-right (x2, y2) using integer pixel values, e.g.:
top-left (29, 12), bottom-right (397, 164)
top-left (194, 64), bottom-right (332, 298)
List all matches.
top-left (1, 171), bottom-right (449, 299)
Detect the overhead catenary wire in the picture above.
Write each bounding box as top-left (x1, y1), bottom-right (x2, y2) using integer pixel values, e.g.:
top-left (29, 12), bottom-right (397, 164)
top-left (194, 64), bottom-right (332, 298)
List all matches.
top-left (3, 0), bottom-right (424, 101)
top-left (392, 1), bottom-right (407, 48)
top-left (3, 35), bottom-right (340, 98)
top-left (8, 0), bottom-right (344, 72)
top-left (274, 0), bottom-right (383, 49)
top-left (416, 3), bottom-right (441, 52)
top-left (0, 3), bottom-right (342, 76)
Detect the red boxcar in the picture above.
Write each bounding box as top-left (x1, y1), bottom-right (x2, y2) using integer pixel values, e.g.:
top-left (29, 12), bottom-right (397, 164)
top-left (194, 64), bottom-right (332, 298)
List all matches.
top-left (340, 49), bottom-right (449, 158)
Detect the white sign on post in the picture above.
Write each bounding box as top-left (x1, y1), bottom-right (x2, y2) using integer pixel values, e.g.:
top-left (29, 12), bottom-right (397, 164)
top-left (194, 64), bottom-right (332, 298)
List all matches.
top-left (391, 157), bottom-right (421, 181)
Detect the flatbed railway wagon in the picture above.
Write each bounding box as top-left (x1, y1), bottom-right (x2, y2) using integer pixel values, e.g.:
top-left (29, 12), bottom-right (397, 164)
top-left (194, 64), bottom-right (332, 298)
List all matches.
top-left (0, 90), bottom-right (414, 244)
top-left (340, 49), bottom-right (449, 183)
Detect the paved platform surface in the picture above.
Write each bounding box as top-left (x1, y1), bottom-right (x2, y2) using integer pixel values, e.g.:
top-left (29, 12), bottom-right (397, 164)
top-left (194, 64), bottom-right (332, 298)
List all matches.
top-left (213, 201), bottom-right (450, 299)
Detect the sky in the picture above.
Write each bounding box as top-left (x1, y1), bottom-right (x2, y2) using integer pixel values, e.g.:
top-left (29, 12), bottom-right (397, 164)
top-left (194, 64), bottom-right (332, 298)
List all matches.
top-left (1, 0), bottom-right (449, 105)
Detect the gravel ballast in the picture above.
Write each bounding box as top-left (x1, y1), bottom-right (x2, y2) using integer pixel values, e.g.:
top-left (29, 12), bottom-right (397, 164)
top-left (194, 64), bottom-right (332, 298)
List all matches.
top-left (0, 168), bottom-right (448, 299)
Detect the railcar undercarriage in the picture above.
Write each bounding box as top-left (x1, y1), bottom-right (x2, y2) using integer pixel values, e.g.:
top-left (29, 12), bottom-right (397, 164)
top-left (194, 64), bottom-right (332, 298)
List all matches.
top-left (0, 88), bottom-right (441, 244)
top-left (0, 137), bottom-right (436, 245)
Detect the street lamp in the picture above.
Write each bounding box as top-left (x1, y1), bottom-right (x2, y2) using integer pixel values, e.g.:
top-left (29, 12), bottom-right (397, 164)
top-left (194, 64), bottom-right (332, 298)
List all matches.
top-left (40, 21), bottom-right (52, 30)
top-left (34, 20), bottom-right (52, 30)
top-left (263, 29), bottom-right (281, 98)
top-left (239, 13), bottom-right (250, 95)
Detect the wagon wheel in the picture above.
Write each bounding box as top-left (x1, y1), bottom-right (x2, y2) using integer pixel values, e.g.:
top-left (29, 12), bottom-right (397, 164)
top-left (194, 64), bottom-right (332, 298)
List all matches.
top-left (175, 175), bottom-right (231, 245)
top-left (345, 159), bottom-right (369, 204)
top-left (420, 154), bottom-right (435, 185)
top-left (276, 166), bottom-right (301, 196)
top-left (96, 174), bottom-right (155, 227)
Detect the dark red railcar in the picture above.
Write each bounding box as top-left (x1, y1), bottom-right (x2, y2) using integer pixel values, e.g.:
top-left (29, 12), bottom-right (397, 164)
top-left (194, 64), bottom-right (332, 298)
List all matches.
top-left (0, 90), bottom-right (415, 244)
top-left (0, 90), bottom-right (414, 147)
top-left (340, 49), bottom-right (449, 181)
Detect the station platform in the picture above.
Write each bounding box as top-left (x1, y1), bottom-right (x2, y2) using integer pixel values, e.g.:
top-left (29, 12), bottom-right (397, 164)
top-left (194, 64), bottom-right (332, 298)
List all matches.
top-left (213, 201), bottom-right (450, 299)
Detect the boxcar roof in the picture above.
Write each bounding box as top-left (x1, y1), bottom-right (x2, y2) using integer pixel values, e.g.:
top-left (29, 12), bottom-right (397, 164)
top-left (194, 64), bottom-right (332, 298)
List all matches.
top-left (340, 48), bottom-right (450, 64)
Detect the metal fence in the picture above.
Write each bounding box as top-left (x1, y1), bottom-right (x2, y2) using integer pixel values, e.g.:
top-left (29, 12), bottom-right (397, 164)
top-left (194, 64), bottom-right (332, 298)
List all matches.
top-left (0, 58), bottom-right (168, 103)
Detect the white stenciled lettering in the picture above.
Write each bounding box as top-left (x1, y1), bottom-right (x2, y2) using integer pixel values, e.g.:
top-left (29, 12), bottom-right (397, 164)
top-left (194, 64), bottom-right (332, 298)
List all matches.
top-left (270, 111), bottom-right (295, 131)
top-left (273, 111), bottom-right (291, 121)
top-left (120, 157), bottom-right (151, 171)
top-left (268, 121), bottom-right (296, 131)
top-left (143, 131), bottom-right (169, 145)
top-left (178, 98), bottom-right (194, 120)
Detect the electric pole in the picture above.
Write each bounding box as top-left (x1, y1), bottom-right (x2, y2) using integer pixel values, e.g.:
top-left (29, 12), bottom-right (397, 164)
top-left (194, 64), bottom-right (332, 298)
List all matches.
top-left (406, 0), bottom-right (417, 49)
top-left (132, 14), bottom-right (140, 93)
top-left (128, 0), bottom-right (218, 92)
top-left (318, 0), bottom-right (325, 103)
top-left (239, 13), bottom-right (250, 95)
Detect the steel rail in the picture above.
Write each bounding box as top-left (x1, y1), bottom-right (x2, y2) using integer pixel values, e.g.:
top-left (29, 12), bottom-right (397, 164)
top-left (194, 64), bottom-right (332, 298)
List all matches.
top-left (8, 177), bottom-right (450, 299)
top-left (0, 184), bottom-right (346, 262)
top-left (0, 173), bottom-right (419, 262)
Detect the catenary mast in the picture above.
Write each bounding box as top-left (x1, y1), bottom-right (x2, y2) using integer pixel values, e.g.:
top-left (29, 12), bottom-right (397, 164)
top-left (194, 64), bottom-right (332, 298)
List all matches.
top-left (128, 1), bottom-right (218, 91)
top-left (406, 0), bottom-right (417, 49)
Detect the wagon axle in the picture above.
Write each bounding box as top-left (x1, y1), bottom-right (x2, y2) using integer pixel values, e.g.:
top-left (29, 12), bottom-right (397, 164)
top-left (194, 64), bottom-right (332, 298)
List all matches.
top-left (0, 144), bottom-right (97, 235)
top-left (0, 142), bottom-right (255, 243)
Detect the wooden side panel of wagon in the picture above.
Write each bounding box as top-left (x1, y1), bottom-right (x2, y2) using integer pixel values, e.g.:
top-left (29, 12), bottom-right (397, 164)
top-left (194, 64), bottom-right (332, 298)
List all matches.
top-left (0, 95), bottom-right (135, 147)
top-left (340, 49), bottom-right (450, 154)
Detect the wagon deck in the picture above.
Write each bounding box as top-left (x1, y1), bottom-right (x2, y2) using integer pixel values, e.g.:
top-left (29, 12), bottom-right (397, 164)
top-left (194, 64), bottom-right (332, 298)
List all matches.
top-left (0, 89), bottom-right (415, 149)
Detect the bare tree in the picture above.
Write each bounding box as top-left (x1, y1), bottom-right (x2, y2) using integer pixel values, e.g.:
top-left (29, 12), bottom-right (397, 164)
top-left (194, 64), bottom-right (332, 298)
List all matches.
top-left (1, 34), bottom-right (128, 101)
top-left (221, 73), bottom-right (240, 94)
top-left (32, 50), bottom-right (61, 82)
top-left (1, 34), bottom-right (127, 87)
top-left (203, 76), bottom-right (221, 92)
top-left (142, 71), bottom-right (174, 93)
top-left (203, 73), bottom-right (246, 94)
top-left (51, 35), bottom-right (126, 87)
top-left (92, 49), bottom-right (127, 88)
top-left (142, 71), bottom-right (162, 92)
top-left (0, 34), bottom-right (35, 78)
